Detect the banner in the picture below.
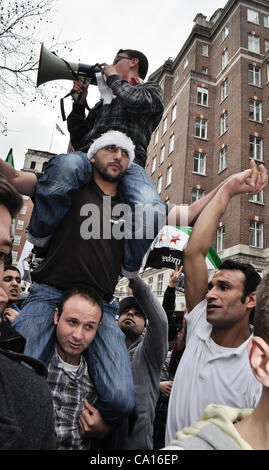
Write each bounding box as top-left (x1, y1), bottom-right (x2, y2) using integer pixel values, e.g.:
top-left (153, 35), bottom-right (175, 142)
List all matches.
top-left (5, 148), bottom-right (14, 167)
top-left (144, 225), bottom-right (222, 271)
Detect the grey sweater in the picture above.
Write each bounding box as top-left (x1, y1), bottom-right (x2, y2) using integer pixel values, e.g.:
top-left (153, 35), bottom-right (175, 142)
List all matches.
top-left (109, 277), bottom-right (168, 450)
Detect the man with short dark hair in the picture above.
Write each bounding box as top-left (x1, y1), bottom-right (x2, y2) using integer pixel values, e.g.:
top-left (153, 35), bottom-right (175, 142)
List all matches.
top-left (165, 161), bottom-right (268, 444)
top-left (46, 286), bottom-right (109, 450)
top-left (0, 265), bottom-right (21, 323)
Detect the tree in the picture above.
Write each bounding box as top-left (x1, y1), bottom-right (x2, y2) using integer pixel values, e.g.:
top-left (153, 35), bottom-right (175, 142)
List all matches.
top-left (0, 0), bottom-right (75, 134)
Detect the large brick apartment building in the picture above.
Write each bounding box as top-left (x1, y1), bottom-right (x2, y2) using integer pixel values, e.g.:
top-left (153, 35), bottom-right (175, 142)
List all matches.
top-left (116, 0), bottom-right (269, 305)
top-left (146, 0), bottom-right (269, 275)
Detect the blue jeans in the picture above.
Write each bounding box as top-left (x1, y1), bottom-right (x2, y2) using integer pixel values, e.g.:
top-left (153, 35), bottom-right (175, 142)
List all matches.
top-left (27, 152), bottom-right (166, 277)
top-left (12, 282), bottom-right (134, 423)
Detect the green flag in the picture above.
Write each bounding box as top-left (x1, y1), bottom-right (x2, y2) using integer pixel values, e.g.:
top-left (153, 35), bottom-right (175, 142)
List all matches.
top-left (5, 148), bottom-right (14, 167)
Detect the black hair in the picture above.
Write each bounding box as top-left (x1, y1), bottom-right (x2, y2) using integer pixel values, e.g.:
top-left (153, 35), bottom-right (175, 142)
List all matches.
top-left (116, 49), bottom-right (148, 79)
top-left (3, 264), bottom-right (21, 276)
top-left (0, 175), bottom-right (22, 218)
top-left (57, 286), bottom-right (103, 321)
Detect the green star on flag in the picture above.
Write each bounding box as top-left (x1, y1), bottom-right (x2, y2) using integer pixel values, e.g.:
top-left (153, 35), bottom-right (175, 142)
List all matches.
top-left (5, 148), bottom-right (14, 167)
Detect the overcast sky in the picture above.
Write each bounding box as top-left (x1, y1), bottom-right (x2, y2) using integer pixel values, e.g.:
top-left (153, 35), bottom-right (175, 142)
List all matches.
top-left (0, 0), bottom-right (228, 170)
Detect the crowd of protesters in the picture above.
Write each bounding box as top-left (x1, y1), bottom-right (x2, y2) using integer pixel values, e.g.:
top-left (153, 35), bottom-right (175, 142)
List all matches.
top-left (0, 48), bottom-right (269, 452)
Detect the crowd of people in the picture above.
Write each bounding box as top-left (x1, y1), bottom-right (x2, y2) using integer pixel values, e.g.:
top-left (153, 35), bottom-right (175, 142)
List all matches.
top-left (0, 48), bottom-right (269, 452)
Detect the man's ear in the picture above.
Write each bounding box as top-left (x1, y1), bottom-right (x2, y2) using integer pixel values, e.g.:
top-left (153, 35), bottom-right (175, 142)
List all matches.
top-left (245, 291), bottom-right (256, 310)
top-left (90, 156), bottom-right (95, 164)
top-left (54, 307), bottom-right (59, 326)
top-left (248, 336), bottom-right (269, 387)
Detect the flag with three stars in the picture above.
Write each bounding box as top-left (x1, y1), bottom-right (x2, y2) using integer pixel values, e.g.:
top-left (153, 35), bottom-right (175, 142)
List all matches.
top-left (144, 225), bottom-right (221, 271)
top-left (5, 148), bottom-right (14, 167)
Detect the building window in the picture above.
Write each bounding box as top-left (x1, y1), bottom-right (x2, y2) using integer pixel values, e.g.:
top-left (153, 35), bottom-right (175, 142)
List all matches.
top-left (148, 277), bottom-right (153, 290)
top-left (195, 118), bottom-right (207, 139)
top-left (221, 48), bottom-right (229, 70)
top-left (219, 146), bottom-right (228, 172)
top-left (220, 111), bottom-right (228, 135)
top-left (162, 117), bottom-right (167, 135)
top-left (264, 15), bottom-right (269, 28)
top-left (193, 151), bottom-right (206, 175)
top-left (249, 191), bottom-right (264, 203)
top-left (16, 220), bottom-right (24, 231)
top-left (250, 135), bottom-right (263, 161)
top-left (197, 87), bottom-right (208, 106)
top-left (157, 273), bottom-right (163, 295)
top-left (22, 195), bottom-right (29, 200)
top-left (201, 65), bottom-right (208, 75)
top-left (191, 188), bottom-right (205, 204)
top-left (221, 24), bottom-right (229, 41)
top-left (160, 145), bottom-right (165, 165)
top-left (30, 161), bottom-right (36, 170)
top-left (247, 8), bottom-right (259, 24)
top-left (249, 220), bottom-right (263, 248)
top-left (202, 44), bottom-right (209, 56)
top-left (157, 175), bottom-right (162, 194)
top-left (216, 225), bottom-right (225, 252)
top-left (248, 64), bottom-right (261, 86)
top-left (19, 205), bottom-right (27, 215)
top-left (166, 166), bottom-right (172, 187)
top-left (13, 234), bottom-right (21, 246)
top-left (183, 56), bottom-right (188, 69)
top-left (171, 103), bottom-right (177, 123)
top-left (265, 39), bottom-right (269, 53)
top-left (151, 155), bottom-right (157, 173)
top-left (154, 128), bottom-right (159, 145)
top-left (169, 133), bottom-right (175, 154)
top-left (248, 34), bottom-right (260, 53)
top-left (249, 99), bottom-right (262, 122)
top-left (221, 79), bottom-right (228, 101)
top-left (11, 251), bottom-right (18, 263)
top-left (174, 70), bottom-right (179, 83)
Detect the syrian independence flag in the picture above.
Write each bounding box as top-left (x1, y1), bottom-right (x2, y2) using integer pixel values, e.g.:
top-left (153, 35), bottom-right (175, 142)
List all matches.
top-left (144, 225), bottom-right (222, 271)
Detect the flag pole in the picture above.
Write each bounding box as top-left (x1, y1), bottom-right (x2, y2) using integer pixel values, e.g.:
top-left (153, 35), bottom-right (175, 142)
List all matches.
top-left (49, 122), bottom-right (56, 153)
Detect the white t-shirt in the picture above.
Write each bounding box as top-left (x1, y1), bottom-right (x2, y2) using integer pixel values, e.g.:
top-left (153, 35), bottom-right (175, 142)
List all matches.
top-left (165, 299), bottom-right (262, 445)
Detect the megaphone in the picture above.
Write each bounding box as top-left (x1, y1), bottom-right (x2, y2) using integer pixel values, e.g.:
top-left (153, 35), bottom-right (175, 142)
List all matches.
top-left (36, 43), bottom-right (102, 87)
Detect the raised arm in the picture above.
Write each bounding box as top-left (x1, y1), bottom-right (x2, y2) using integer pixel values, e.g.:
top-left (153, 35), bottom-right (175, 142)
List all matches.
top-left (0, 159), bottom-right (37, 198)
top-left (183, 161), bottom-right (268, 313)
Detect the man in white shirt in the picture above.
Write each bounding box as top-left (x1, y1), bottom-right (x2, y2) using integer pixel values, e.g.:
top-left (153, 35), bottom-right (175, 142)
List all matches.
top-left (165, 160), bottom-right (268, 445)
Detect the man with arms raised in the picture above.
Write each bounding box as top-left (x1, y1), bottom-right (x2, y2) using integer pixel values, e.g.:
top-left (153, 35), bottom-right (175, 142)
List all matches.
top-left (165, 160), bottom-right (268, 445)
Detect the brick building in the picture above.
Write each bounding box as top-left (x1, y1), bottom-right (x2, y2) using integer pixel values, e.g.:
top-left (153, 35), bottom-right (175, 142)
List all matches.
top-left (146, 0), bottom-right (269, 274)
top-left (115, 0), bottom-right (269, 306)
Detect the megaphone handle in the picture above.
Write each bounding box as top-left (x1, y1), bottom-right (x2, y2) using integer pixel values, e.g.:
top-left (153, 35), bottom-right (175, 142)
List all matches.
top-left (71, 76), bottom-right (92, 103)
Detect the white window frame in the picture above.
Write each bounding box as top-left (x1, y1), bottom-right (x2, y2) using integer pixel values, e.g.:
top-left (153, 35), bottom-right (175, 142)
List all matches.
top-left (249, 191), bottom-right (264, 204)
top-left (219, 146), bottom-right (228, 172)
top-left (220, 111), bottom-right (228, 135)
top-left (221, 24), bottom-right (229, 41)
top-left (19, 205), bottom-right (27, 215)
top-left (151, 155), bottom-right (157, 173)
top-left (216, 225), bottom-right (225, 252)
top-left (264, 15), bottom-right (269, 28)
top-left (166, 166), bottom-right (172, 187)
top-left (202, 44), bottom-right (209, 57)
top-left (250, 135), bottom-right (263, 161)
top-left (157, 175), bottom-right (162, 194)
top-left (183, 56), bottom-right (188, 69)
top-left (154, 128), bottom-right (159, 145)
top-left (249, 99), bottom-right (262, 122)
top-left (171, 103), bottom-right (177, 123)
top-left (13, 234), bottom-right (21, 246)
top-left (249, 220), bottom-right (263, 248)
top-left (221, 48), bottom-right (229, 70)
top-left (169, 133), bottom-right (175, 154)
top-left (157, 273), bottom-right (163, 295)
top-left (11, 251), bottom-right (18, 263)
top-left (197, 87), bottom-right (208, 106)
top-left (16, 219), bottom-right (24, 231)
top-left (162, 117), bottom-right (167, 135)
top-left (265, 39), bottom-right (269, 53)
top-left (191, 188), bottom-right (205, 204)
top-left (193, 151), bottom-right (206, 175)
top-left (247, 8), bottom-right (259, 25)
top-left (248, 34), bottom-right (260, 53)
top-left (221, 79), bottom-right (228, 101)
top-left (160, 145), bottom-right (165, 165)
top-left (195, 118), bottom-right (207, 139)
top-left (248, 64), bottom-right (261, 86)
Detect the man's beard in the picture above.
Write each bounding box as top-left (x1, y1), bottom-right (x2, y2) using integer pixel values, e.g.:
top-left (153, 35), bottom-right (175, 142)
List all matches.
top-left (120, 324), bottom-right (141, 342)
top-left (94, 159), bottom-right (127, 182)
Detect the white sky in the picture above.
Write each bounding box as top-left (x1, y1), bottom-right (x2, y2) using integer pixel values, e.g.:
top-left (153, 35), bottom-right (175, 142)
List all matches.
top-left (0, 0), bottom-right (228, 170)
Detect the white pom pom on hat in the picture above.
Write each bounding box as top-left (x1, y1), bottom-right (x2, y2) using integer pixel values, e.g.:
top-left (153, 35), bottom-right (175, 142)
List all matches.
top-left (87, 130), bottom-right (135, 167)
